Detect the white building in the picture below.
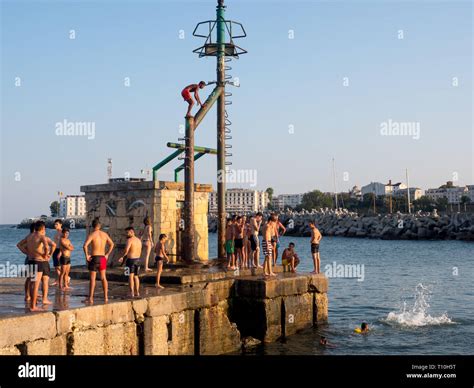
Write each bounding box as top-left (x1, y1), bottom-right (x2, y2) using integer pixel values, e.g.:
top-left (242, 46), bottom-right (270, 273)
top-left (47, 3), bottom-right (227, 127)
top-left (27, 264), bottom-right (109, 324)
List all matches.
top-left (349, 185), bottom-right (362, 199)
top-left (392, 187), bottom-right (424, 200)
top-left (272, 194), bottom-right (304, 210)
top-left (425, 182), bottom-right (468, 204)
top-left (59, 195), bottom-right (86, 218)
top-left (209, 189), bottom-right (269, 214)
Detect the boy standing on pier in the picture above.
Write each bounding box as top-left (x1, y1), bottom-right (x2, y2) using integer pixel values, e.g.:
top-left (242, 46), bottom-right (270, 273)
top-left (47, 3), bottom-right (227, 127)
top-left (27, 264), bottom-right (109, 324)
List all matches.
top-left (51, 219), bottom-right (63, 286)
top-left (234, 216), bottom-right (245, 269)
top-left (262, 216), bottom-right (277, 277)
top-left (27, 221), bottom-right (56, 311)
top-left (250, 212), bottom-right (263, 268)
top-left (118, 227), bottom-right (142, 297)
top-left (154, 234), bottom-right (169, 289)
top-left (83, 218), bottom-right (115, 304)
top-left (309, 221), bottom-right (322, 274)
top-left (59, 227), bottom-right (74, 291)
top-left (225, 218), bottom-right (236, 270)
top-left (16, 223), bottom-right (35, 301)
top-left (181, 81), bottom-right (206, 118)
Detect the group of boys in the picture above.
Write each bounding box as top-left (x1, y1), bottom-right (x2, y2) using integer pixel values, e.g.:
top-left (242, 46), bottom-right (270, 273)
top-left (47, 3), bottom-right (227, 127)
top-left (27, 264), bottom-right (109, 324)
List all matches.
top-left (17, 218), bottom-right (172, 310)
top-left (16, 219), bottom-right (73, 311)
top-left (225, 213), bottom-right (323, 277)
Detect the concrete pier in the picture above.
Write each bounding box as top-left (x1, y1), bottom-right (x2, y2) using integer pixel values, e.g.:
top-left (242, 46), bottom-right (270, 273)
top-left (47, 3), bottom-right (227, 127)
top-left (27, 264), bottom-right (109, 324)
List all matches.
top-left (0, 264), bottom-right (328, 355)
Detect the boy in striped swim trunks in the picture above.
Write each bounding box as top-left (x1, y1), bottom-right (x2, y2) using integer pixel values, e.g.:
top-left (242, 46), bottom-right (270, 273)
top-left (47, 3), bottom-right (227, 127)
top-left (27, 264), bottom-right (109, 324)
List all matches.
top-left (262, 215), bottom-right (277, 277)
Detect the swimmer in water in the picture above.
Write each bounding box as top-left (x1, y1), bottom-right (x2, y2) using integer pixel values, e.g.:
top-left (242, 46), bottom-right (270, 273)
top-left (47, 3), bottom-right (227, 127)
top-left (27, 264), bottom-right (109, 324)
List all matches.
top-left (319, 335), bottom-right (337, 348)
top-left (355, 322), bottom-right (370, 333)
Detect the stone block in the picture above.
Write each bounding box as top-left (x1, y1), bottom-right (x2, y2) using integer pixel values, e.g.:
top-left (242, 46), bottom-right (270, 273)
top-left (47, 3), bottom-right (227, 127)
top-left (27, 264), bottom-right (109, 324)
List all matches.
top-left (168, 310), bottom-right (195, 355)
top-left (143, 316), bottom-right (169, 355)
top-left (0, 312), bottom-right (56, 348)
top-left (25, 335), bottom-right (67, 355)
top-left (282, 293), bottom-right (313, 337)
top-left (199, 301), bottom-right (240, 355)
top-left (0, 346), bottom-right (21, 355)
top-left (315, 292), bottom-right (329, 323)
top-left (71, 322), bottom-right (138, 355)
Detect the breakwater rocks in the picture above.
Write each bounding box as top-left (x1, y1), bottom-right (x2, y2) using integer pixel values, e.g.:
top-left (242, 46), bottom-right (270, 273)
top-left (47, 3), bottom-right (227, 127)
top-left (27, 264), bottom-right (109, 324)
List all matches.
top-left (17, 217), bottom-right (86, 229)
top-left (208, 210), bottom-right (474, 241)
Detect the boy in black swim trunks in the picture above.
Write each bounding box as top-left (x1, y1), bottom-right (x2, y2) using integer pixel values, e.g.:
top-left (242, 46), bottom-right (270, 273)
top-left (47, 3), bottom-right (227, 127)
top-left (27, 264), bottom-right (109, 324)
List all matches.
top-left (154, 234), bottom-right (169, 289)
top-left (309, 221), bottom-right (322, 274)
top-left (59, 227), bottom-right (74, 291)
top-left (16, 223), bottom-right (35, 301)
top-left (51, 219), bottom-right (63, 286)
top-left (118, 227), bottom-right (143, 297)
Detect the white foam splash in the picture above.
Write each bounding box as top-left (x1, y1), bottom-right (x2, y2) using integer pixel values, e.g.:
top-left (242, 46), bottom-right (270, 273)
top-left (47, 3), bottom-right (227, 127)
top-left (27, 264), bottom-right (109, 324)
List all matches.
top-left (385, 283), bottom-right (453, 327)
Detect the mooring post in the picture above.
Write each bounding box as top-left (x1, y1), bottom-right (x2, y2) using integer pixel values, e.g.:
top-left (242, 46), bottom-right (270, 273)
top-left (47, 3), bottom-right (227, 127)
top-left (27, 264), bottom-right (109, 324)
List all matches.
top-left (184, 116), bottom-right (195, 262)
top-left (216, 0), bottom-right (227, 259)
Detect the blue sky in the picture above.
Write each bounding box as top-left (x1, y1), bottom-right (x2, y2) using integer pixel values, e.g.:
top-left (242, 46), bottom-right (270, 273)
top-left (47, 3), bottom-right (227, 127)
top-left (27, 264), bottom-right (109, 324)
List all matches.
top-left (1, 0), bottom-right (472, 223)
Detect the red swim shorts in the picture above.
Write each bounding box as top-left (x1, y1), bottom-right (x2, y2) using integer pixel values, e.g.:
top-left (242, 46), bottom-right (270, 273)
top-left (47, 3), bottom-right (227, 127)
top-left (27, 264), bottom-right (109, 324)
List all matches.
top-left (181, 88), bottom-right (192, 102)
top-left (88, 256), bottom-right (107, 272)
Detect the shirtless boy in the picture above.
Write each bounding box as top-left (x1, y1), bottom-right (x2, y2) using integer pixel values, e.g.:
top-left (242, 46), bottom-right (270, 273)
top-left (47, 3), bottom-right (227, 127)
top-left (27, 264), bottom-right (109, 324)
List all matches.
top-left (261, 216), bottom-right (277, 277)
top-left (309, 221), bottom-right (322, 274)
top-left (234, 216), bottom-right (245, 269)
top-left (225, 218), bottom-right (236, 270)
top-left (281, 242), bottom-right (300, 273)
top-left (118, 227), bottom-right (142, 297)
top-left (271, 214), bottom-right (286, 266)
top-left (249, 212), bottom-right (263, 268)
top-left (59, 227), bottom-right (74, 291)
top-left (16, 223), bottom-right (35, 301)
top-left (26, 221), bottom-right (56, 311)
top-left (181, 81), bottom-right (206, 117)
top-left (83, 218), bottom-right (114, 304)
top-left (154, 234), bottom-right (169, 289)
top-left (51, 219), bottom-right (63, 286)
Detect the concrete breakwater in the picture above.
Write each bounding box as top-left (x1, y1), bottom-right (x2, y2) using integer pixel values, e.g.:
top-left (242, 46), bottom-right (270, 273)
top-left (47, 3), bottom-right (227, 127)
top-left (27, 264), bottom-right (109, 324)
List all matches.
top-left (0, 268), bottom-right (328, 355)
top-left (208, 210), bottom-right (474, 241)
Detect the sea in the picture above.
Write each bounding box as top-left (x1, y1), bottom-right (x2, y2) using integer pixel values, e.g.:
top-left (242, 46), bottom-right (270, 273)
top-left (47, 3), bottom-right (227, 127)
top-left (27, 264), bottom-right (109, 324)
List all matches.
top-left (0, 224), bottom-right (473, 355)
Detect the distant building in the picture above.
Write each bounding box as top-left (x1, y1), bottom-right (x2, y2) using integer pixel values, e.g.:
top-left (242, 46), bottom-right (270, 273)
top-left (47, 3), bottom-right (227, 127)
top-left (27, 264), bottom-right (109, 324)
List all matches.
top-left (361, 182), bottom-right (386, 197)
top-left (392, 187), bottom-right (424, 200)
top-left (349, 185), bottom-right (362, 200)
top-left (272, 194), bottom-right (304, 210)
top-left (209, 188), bottom-right (269, 214)
top-left (466, 185), bottom-right (474, 202)
top-left (362, 181), bottom-right (410, 198)
top-left (385, 182), bottom-right (407, 193)
top-left (425, 182), bottom-right (468, 204)
top-left (59, 195), bottom-right (86, 218)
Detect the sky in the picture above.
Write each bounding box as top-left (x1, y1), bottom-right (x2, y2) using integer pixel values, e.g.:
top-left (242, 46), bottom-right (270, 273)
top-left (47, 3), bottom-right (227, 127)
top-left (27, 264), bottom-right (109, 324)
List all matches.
top-left (1, 0), bottom-right (472, 223)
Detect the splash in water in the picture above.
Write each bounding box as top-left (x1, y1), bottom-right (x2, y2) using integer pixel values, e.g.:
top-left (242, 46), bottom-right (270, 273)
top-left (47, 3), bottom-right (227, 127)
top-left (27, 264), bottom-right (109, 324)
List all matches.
top-left (384, 283), bottom-right (453, 327)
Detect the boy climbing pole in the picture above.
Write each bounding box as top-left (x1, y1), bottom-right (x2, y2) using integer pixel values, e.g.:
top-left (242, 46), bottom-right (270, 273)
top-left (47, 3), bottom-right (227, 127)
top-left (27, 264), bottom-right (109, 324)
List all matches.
top-left (181, 81), bottom-right (206, 117)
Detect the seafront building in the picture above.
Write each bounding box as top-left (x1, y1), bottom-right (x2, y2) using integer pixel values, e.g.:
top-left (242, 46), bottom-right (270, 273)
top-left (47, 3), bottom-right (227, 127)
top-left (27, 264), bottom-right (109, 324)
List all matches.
top-left (392, 187), bottom-right (424, 201)
top-left (361, 182), bottom-right (407, 197)
top-left (59, 195), bottom-right (86, 218)
top-left (425, 181), bottom-right (469, 204)
top-left (208, 188), bottom-right (269, 214)
top-left (272, 194), bottom-right (304, 210)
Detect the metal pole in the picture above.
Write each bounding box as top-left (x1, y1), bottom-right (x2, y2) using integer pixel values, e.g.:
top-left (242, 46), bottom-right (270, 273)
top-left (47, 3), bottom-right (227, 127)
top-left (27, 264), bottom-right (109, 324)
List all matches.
top-left (184, 116), bottom-right (195, 262)
top-left (216, 0), bottom-right (226, 258)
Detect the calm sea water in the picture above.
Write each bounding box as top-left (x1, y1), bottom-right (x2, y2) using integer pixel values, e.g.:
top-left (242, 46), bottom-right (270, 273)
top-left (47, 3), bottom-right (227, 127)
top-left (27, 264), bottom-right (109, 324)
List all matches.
top-left (1, 225), bottom-right (473, 355)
